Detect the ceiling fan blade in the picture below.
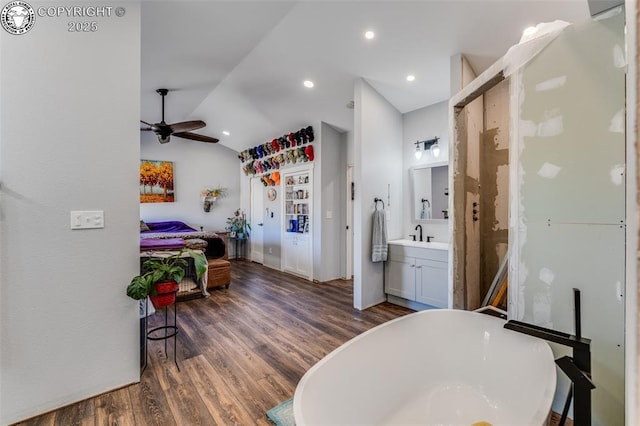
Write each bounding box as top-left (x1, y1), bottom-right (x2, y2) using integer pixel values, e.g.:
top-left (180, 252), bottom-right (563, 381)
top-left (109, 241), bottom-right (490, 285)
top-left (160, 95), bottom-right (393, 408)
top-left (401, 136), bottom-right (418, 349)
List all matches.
top-left (140, 120), bottom-right (153, 126)
top-left (167, 120), bottom-right (206, 134)
top-left (174, 132), bottom-right (219, 144)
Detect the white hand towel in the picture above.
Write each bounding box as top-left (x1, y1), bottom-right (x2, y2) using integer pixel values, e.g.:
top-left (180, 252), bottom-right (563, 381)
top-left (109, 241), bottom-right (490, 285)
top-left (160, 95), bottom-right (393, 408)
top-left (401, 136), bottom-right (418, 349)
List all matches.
top-left (371, 209), bottom-right (388, 262)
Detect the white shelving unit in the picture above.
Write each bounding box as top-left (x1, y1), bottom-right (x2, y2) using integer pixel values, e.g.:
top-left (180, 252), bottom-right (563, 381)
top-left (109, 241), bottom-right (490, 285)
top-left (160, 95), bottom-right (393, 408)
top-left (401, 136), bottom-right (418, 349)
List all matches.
top-left (282, 165), bottom-right (313, 280)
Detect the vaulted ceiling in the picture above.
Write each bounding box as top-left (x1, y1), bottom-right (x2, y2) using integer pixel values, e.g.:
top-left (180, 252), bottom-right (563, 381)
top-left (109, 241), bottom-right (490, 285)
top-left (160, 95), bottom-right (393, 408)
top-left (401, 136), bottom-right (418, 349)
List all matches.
top-left (141, 0), bottom-right (590, 152)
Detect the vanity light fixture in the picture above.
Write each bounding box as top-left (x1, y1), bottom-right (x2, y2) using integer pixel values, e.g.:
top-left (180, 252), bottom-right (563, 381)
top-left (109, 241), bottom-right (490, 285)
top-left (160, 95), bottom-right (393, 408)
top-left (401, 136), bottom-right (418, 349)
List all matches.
top-left (414, 137), bottom-right (440, 159)
top-left (303, 80), bottom-right (315, 89)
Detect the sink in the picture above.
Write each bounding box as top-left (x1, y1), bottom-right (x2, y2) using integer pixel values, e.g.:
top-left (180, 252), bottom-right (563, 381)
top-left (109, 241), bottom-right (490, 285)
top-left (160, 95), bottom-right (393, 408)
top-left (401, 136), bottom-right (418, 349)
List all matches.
top-left (388, 239), bottom-right (449, 251)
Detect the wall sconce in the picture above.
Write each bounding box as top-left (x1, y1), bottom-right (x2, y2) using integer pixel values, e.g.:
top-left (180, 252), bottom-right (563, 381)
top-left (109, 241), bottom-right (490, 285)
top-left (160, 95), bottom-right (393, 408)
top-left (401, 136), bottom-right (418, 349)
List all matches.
top-left (414, 137), bottom-right (440, 159)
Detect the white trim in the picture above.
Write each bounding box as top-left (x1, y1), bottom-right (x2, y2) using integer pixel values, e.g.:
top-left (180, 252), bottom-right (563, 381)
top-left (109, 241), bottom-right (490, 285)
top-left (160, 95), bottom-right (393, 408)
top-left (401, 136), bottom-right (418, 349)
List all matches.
top-left (507, 71), bottom-right (522, 321)
top-left (346, 165), bottom-right (354, 279)
top-left (625, 1), bottom-right (638, 423)
top-left (409, 160), bottom-right (449, 172)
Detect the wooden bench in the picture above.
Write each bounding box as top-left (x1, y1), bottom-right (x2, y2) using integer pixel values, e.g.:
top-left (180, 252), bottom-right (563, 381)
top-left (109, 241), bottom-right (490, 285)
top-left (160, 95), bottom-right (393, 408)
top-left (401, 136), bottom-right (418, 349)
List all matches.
top-left (206, 232), bottom-right (230, 290)
top-left (207, 258), bottom-right (231, 289)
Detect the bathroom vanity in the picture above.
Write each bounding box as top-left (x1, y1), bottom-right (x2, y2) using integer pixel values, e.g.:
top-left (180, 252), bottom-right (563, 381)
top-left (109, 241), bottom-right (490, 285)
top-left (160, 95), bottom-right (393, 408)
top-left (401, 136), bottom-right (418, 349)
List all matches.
top-left (385, 239), bottom-right (449, 310)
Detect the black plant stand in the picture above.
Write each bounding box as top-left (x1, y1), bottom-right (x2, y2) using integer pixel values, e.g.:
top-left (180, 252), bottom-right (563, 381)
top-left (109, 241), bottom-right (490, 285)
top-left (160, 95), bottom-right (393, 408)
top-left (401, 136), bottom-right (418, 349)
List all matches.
top-left (142, 292), bottom-right (180, 372)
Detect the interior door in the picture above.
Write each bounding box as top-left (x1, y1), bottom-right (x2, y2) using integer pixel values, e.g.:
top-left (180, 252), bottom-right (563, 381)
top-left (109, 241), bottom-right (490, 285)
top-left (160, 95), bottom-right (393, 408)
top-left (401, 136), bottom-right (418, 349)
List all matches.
top-left (250, 178), bottom-right (264, 264)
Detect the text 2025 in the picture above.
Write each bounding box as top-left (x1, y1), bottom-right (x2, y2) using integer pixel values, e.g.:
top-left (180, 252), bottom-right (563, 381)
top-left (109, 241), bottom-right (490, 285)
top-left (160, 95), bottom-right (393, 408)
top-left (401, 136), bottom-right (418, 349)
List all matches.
top-left (67, 21), bottom-right (97, 32)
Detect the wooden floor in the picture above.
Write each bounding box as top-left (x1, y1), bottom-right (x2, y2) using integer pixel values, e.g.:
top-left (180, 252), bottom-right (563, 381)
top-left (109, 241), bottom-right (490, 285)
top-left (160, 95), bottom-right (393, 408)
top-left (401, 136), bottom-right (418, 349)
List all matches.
top-left (17, 261), bottom-right (412, 425)
top-left (16, 260), bottom-right (572, 426)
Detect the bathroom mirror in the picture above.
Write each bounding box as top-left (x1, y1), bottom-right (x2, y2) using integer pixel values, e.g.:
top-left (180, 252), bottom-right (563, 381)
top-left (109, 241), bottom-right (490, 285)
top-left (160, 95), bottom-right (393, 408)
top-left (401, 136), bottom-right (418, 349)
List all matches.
top-left (411, 161), bottom-right (449, 223)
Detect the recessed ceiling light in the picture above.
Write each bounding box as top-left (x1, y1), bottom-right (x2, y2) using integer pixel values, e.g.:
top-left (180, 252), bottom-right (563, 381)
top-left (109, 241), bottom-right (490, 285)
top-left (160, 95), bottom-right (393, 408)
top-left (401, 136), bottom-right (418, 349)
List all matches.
top-left (222, 130), bottom-right (230, 136)
top-left (303, 80), bottom-right (315, 89)
top-left (364, 30), bottom-right (375, 40)
top-left (406, 75), bottom-right (416, 82)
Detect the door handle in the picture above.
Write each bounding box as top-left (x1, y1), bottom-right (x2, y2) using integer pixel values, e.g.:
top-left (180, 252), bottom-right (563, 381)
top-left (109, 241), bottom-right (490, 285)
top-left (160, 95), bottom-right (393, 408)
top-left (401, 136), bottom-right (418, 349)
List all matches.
top-left (258, 223), bottom-right (264, 226)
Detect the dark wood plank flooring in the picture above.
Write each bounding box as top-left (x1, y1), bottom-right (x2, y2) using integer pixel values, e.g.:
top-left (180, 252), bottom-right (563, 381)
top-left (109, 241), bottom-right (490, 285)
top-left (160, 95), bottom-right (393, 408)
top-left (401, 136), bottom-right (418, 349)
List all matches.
top-left (14, 261), bottom-right (572, 426)
top-left (15, 261), bottom-right (412, 425)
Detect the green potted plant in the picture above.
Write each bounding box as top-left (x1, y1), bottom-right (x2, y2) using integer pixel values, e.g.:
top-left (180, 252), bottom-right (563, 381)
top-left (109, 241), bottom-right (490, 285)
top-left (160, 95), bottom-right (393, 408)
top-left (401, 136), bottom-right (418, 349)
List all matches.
top-left (201, 185), bottom-right (228, 212)
top-left (225, 208), bottom-right (251, 239)
top-left (126, 249), bottom-right (207, 308)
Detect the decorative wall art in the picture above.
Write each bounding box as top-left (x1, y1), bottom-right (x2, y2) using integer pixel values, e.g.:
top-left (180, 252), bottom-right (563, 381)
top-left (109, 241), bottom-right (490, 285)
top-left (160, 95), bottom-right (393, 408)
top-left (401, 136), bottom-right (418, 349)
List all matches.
top-left (140, 160), bottom-right (175, 203)
top-left (200, 186), bottom-right (227, 212)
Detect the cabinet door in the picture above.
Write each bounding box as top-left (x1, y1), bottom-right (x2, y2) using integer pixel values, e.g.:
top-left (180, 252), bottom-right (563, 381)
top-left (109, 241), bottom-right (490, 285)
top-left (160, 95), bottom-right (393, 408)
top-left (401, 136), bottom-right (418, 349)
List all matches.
top-left (385, 257), bottom-right (416, 300)
top-left (295, 235), bottom-right (311, 278)
top-left (416, 259), bottom-right (448, 308)
top-left (283, 237), bottom-right (297, 273)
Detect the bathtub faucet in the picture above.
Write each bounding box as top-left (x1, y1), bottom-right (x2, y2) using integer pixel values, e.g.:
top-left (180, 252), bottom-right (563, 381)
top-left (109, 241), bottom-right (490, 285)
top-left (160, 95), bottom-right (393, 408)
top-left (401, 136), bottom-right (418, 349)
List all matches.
top-left (503, 289), bottom-right (593, 426)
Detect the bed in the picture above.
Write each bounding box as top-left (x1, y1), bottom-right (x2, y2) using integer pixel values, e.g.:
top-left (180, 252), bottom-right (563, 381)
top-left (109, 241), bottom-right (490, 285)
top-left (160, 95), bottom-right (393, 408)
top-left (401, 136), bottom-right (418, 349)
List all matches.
top-left (139, 220), bottom-right (230, 300)
top-left (140, 220), bottom-right (227, 259)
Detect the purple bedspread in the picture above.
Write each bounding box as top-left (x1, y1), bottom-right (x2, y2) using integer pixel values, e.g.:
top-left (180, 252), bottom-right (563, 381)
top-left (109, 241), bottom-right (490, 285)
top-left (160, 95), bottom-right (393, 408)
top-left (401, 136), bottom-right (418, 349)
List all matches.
top-left (140, 237), bottom-right (186, 251)
top-left (142, 221), bottom-right (197, 234)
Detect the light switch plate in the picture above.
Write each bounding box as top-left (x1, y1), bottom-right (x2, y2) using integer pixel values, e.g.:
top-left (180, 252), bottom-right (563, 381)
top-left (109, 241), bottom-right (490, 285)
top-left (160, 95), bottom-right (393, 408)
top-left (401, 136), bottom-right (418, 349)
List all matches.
top-left (70, 210), bottom-right (104, 229)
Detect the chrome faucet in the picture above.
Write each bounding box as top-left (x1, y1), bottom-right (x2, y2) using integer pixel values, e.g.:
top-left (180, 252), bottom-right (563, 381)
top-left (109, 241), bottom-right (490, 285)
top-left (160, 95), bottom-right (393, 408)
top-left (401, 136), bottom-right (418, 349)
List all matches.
top-left (414, 224), bottom-right (423, 242)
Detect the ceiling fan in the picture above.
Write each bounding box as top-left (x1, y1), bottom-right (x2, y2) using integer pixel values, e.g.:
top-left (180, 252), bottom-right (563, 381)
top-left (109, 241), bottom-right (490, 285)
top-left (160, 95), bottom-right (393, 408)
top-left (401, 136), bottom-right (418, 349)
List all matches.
top-left (141, 88), bottom-right (219, 144)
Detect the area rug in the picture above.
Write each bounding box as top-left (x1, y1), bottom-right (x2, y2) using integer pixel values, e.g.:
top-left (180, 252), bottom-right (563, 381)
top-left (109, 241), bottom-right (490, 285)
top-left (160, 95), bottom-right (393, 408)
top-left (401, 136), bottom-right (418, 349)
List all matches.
top-left (266, 398), bottom-right (295, 426)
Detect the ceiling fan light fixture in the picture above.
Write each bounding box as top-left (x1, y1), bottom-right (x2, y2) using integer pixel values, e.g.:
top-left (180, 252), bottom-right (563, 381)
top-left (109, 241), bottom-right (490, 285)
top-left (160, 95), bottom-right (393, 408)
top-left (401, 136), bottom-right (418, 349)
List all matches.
top-left (141, 88), bottom-right (219, 144)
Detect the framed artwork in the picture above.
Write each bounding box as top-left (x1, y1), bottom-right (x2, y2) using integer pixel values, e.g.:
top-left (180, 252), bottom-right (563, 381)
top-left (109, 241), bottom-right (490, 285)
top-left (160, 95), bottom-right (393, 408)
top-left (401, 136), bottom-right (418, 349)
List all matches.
top-left (140, 160), bottom-right (175, 203)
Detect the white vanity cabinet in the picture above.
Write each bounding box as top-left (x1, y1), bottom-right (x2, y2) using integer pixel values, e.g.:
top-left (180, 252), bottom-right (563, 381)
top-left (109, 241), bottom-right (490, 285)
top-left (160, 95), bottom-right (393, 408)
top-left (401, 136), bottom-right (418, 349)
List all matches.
top-left (385, 256), bottom-right (416, 300)
top-left (385, 241), bottom-right (448, 309)
top-left (415, 258), bottom-right (448, 308)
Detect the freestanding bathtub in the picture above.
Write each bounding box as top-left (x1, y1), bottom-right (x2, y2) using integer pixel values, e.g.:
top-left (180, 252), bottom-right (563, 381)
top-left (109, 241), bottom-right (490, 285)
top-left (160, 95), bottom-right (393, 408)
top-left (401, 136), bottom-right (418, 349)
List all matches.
top-left (294, 309), bottom-right (556, 426)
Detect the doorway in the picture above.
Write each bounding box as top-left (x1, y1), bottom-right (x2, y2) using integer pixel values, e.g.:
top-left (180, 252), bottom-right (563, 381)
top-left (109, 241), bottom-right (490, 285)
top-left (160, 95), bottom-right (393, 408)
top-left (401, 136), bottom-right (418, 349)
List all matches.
top-left (250, 178), bottom-right (264, 264)
top-left (451, 75), bottom-right (510, 311)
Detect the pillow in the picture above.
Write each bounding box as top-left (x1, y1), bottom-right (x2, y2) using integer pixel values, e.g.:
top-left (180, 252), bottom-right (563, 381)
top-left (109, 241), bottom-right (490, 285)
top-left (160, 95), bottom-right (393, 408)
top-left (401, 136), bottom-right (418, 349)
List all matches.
top-left (140, 220), bottom-right (150, 232)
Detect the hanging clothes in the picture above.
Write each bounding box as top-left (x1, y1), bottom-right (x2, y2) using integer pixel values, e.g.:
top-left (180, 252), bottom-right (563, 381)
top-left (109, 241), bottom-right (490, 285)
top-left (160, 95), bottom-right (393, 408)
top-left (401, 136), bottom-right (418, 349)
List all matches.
top-left (371, 209), bottom-right (388, 262)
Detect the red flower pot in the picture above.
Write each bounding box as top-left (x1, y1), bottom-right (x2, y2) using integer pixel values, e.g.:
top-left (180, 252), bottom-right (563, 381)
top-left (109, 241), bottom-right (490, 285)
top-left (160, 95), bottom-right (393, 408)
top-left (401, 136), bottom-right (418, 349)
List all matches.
top-left (150, 281), bottom-right (179, 308)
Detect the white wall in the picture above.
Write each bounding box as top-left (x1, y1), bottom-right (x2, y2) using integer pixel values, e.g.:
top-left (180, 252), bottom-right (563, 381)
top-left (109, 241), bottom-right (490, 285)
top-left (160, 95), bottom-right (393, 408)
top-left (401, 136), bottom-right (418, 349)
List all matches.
top-left (315, 122), bottom-right (345, 282)
top-left (402, 101), bottom-right (450, 242)
top-left (353, 79), bottom-right (403, 310)
top-left (140, 132), bottom-right (241, 232)
top-left (511, 11), bottom-right (625, 424)
top-left (346, 130), bottom-right (355, 165)
top-left (0, 3), bottom-right (141, 423)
